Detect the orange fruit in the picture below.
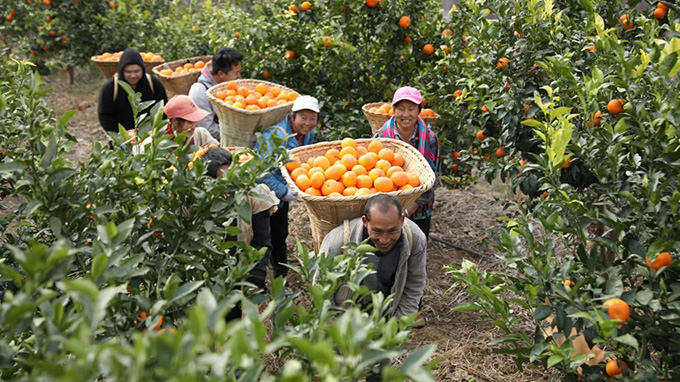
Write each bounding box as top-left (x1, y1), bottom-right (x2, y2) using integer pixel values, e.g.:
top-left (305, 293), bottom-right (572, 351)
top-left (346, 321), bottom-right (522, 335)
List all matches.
top-left (195, 61), bottom-right (205, 69)
top-left (245, 105), bottom-right (261, 111)
top-left (386, 166), bottom-right (404, 177)
top-left (339, 146), bottom-right (358, 158)
top-left (399, 15), bottom-right (411, 29)
top-left (325, 149), bottom-right (340, 163)
top-left (646, 252), bottom-right (672, 270)
top-left (255, 82), bottom-right (269, 95)
top-left (441, 29), bottom-right (453, 37)
top-left (375, 159), bottom-right (391, 172)
top-left (214, 91), bottom-right (228, 100)
top-left (602, 298), bottom-right (630, 325)
top-left (305, 187), bottom-right (322, 196)
top-left (295, 175), bottom-right (311, 190)
top-left (406, 173), bottom-right (420, 187)
top-left (245, 94), bottom-right (258, 105)
top-left (300, 1), bottom-right (312, 11)
top-left (495, 147), bottom-right (505, 157)
top-left (356, 188), bottom-right (372, 196)
top-left (391, 153), bottom-right (404, 167)
top-left (322, 180), bottom-right (343, 196)
top-left (356, 175), bottom-right (373, 189)
top-left (391, 171), bottom-right (409, 187)
top-left (374, 177), bottom-right (394, 192)
top-left (300, 163), bottom-right (311, 171)
top-left (160, 69), bottom-right (173, 76)
top-left (496, 57), bottom-right (509, 69)
top-left (306, 157), bottom-right (315, 167)
top-left (452, 151), bottom-right (461, 158)
top-left (226, 81), bottom-right (238, 91)
top-left (237, 86), bottom-right (249, 97)
top-left (341, 154), bottom-right (358, 169)
top-left (328, 192), bottom-right (343, 197)
top-left (341, 171), bottom-right (357, 188)
top-left (368, 168), bottom-right (385, 182)
top-left (357, 146), bottom-right (368, 156)
top-left (476, 130), bottom-right (487, 140)
top-left (308, 166), bottom-right (324, 176)
top-left (313, 156), bottom-right (331, 170)
top-left (183, 63), bottom-right (194, 70)
top-left (233, 102), bottom-right (245, 109)
top-left (365, 0), bottom-right (378, 7)
top-left (423, 44), bottom-right (434, 55)
top-left (309, 171), bottom-right (325, 189)
top-left (400, 184), bottom-right (414, 191)
top-left (619, 14), bottom-right (633, 30)
top-left (324, 164), bottom-right (347, 181)
top-left (367, 140), bottom-right (384, 154)
top-left (654, 7), bottom-right (667, 20)
top-left (562, 156), bottom-right (571, 169)
top-left (453, 90), bottom-right (462, 99)
top-left (358, 154), bottom-right (376, 170)
top-left (607, 98), bottom-right (624, 115)
top-left (289, 4), bottom-right (298, 13)
top-left (481, 105), bottom-right (489, 113)
top-left (285, 161), bottom-right (301, 172)
top-left (378, 148), bottom-right (395, 164)
top-left (341, 137), bottom-right (356, 148)
top-left (343, 187), bottom-right (358, 196)
top-left (658, 2), bottom-right (669, 11)
top-left (352, 165), bottom-right (368, 176)
top-left (290, 167), bottom-right (308, 182)
top-left (288, 92), bottom-right (299, 102)
top-left (605, 359), bottom-right (628, 377)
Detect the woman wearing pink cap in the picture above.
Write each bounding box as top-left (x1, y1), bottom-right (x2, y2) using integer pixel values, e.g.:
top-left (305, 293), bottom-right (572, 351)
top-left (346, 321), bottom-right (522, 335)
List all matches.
top-left (374, 86), bottom-right (440, 239)
top-left (133, 95), bottom-right (218, 155)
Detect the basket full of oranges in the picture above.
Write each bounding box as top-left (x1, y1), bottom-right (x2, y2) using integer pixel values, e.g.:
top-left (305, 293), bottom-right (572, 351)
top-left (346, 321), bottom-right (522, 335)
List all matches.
top-left (152, 56), bottom-right (212, 98)
top-left (362, 102), bottom-right (440, 134)
top-left (207, 79), bottom-right (299, 147)
top-left (91, 51), bottom-right (164, 79)
top-left (281, 137), bottom-right (435, 252)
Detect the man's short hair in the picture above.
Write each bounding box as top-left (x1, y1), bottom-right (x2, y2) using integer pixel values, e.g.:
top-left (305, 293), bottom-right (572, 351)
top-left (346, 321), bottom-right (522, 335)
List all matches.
top-left (202, 147), bottom-right (232, 178)
top-left (211, 47), bottom-right (244, 76)
top-left (364, 194), bottom-right (402, 221)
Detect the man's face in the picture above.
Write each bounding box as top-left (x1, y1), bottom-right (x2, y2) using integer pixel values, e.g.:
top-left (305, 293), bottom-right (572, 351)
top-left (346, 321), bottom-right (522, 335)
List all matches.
top-left (393, 100), bottom-right (420, 131)
top-left (214, 62), bottom-right (242, 83)
top-left (362, 205), bottom-right (404, 253)
top-left (290, 109), bottom-right (318, 136)
top-left (122, 64), bottom-right (143, 87)
top-left (216, 164), bottom-right (230, 178)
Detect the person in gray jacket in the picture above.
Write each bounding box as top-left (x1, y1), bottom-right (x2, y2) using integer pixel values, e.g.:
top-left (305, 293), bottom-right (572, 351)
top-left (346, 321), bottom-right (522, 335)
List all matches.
top-left (319, 194), bottom-right (427, 320)
top-left (188, 47), bottom-right (243, 140)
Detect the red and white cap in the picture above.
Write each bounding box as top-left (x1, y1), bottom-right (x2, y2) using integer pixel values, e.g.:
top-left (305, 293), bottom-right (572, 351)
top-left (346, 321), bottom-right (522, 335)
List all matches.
top-left (391, 86), bottom-right (422, 105)
top-left (164, 95), bottom-right (209, 122)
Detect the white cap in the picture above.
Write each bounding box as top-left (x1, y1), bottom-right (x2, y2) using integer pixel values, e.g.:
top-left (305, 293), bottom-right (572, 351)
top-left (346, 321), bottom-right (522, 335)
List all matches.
top-left (291, 95), bottom-right (320, 113)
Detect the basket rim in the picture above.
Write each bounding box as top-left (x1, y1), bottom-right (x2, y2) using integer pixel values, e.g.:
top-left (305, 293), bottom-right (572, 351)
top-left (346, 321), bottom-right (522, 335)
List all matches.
top-left (152, 55), bottom-right (213, 79)
top-left (281, 137), bottom-right (436, 202)
top-left (206, 79), bottom-right (297, 116)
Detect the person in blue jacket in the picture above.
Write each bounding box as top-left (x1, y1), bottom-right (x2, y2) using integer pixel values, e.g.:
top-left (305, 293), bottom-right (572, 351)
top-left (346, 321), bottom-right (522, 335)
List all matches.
top-left (254, 95), bottom-right (320, 279)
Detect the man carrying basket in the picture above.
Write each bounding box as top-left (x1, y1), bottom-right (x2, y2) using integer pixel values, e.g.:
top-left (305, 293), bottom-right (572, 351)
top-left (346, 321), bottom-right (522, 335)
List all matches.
top-left (254, 95), bottom-right (320, 279)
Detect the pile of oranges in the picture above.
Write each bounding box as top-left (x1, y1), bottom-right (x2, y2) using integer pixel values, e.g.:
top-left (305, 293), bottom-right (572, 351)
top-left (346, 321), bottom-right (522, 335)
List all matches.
top-left (367, 102), bottom-right (437, 118)
top-left (158, 60), bottom-right (206, 77)
top-left (94, 51), bottom-right (164, 62)
top-left (286, 138), bottom-right (421, 197)
top-left (213, 81), bottom-right (299, 111)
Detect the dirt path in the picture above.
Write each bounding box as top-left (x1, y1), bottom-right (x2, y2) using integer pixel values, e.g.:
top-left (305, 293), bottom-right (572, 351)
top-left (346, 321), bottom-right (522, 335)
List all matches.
top-left (38, 67), bottom-right (549, 381)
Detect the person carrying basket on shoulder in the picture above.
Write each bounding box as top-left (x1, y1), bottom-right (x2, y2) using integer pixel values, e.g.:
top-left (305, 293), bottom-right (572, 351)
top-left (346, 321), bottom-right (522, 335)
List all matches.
top-left (374, 87), bottom-right (440, 239)
top-left (188, 47), bottom-right (243, 141)
top-left (253, 95), bottom-right (320, 279)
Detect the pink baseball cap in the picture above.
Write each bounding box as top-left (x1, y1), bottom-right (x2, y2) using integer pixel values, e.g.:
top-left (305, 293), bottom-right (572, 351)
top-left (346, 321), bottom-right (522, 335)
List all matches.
top-left (391, 86), bottom-right (422, 106)
top-left (164, 95), bottom-right (209, 122)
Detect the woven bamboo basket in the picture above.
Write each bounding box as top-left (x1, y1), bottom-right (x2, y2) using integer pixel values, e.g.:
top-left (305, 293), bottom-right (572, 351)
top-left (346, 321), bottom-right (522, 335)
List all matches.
top-left (152, 55), bottom-right (212, 98)
top-left (91, 56), bottom-right (165, 79)
top-left (207, 79), bottom-right (296, 148)
top-left (362, 102), bottom-right (441, 134)
top-left (281, 138), bottom-right (436, 252)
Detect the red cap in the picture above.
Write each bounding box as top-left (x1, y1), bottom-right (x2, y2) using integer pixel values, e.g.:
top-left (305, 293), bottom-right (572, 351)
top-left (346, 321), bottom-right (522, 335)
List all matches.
top-left (164, 95), bottom-right (209, 122)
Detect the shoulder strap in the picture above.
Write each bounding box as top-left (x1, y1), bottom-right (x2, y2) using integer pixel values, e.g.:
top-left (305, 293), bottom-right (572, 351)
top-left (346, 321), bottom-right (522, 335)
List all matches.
top-left (146, 73), bottom-right (154, 94)
top-left (403, 221), bottom-right (414, 253)
top-left (343, 220), bottom-right (351, 245)
top-left (113, 73), bottom-right (119, 102)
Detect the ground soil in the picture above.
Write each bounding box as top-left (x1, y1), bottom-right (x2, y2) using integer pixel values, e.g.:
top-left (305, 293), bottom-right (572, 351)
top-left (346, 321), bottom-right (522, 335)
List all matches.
top-left (28, 66), bottom-right (553, 381)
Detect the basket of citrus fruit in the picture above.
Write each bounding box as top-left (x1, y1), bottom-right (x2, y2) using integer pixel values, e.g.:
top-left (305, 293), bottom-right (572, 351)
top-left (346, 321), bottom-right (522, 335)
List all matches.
top-left (281, 137), bottom-right (436, 251)
top-left (207, 79), bottom-right (299, 147)
top-left (152, 56), bottom-right (212, 98)
top-left (91, 51), bottom-right (165, 79)
top-left (362, 102), bottom-right (440, 134)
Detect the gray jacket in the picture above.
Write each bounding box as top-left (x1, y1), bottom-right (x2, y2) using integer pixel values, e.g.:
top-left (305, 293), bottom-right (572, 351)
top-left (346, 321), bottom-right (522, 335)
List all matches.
top-left (188, 74), bottom-right (220, 140)
top-left (319, 217), bottom-right (427, 319)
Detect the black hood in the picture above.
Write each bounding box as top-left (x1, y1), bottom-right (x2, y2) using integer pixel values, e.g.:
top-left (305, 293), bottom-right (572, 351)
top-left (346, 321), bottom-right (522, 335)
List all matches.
top-left (117, 48), bottom-right (145, 78)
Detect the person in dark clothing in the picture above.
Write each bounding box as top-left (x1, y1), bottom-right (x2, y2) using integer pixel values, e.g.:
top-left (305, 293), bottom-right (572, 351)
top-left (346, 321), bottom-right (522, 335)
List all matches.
top-left (98, 48), bottom-right (168, 133)
top-left (201, 147), bottom-right (279, 321)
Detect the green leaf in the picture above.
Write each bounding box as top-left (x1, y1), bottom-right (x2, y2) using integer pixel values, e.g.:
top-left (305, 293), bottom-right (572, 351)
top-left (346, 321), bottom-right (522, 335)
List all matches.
top-left (401, 344), bottom-right (436, 382)
top-left (60, 279), bottom-right (99, 302)
top-left (170, 280), bottom-right (205, 303)
top-left (40, 134), bottom-right (57, 168)
top-left (521, 119), bottom-right (543, 128)
top-left (59, 110), bottom-right (76, 127)
top-left (533, 305), bottom-right (552, 321)
top-left (91, 253), bottom-right (107, 282)
top-left (0, 161), bottom-right (26, 173)
top-left (547, 354), bottom-right (563, 368)
top-left (614, 334), bottom-right (639, 351)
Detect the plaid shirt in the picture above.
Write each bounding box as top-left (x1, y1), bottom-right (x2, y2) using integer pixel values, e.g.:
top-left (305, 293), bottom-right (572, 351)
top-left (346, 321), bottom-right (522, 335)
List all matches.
top-left (374, 116), bottom-right (440, 219)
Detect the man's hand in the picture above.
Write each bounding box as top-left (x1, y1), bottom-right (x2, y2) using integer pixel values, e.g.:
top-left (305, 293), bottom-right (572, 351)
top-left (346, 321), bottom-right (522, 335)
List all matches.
top-left (281, 188), bottom-right (298, 202)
